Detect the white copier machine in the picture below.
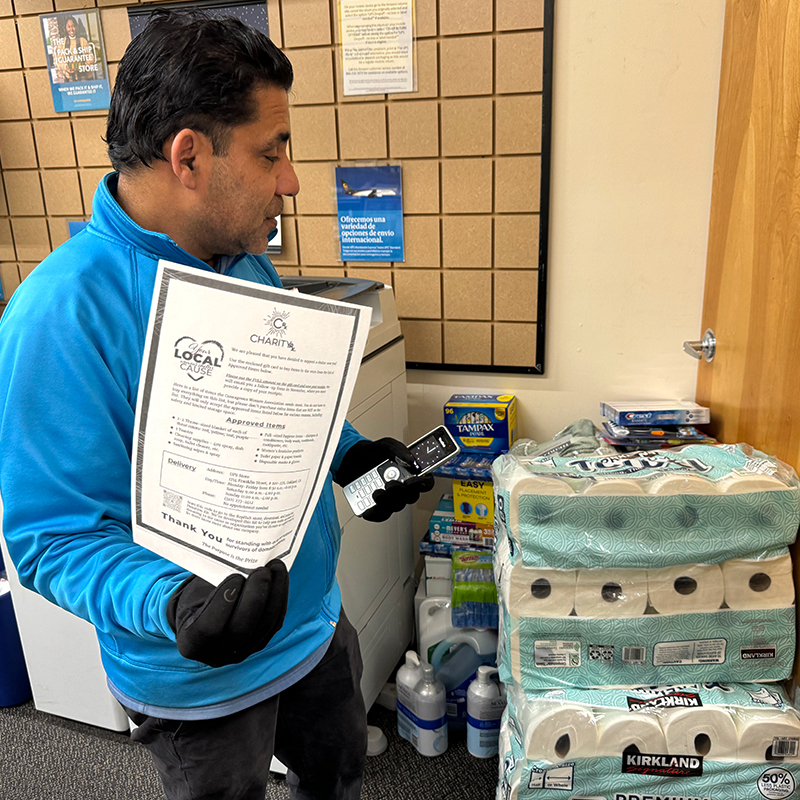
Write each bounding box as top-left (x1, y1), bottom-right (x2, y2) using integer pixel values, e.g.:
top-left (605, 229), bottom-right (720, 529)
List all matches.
top-left (1, 278), bottom-right (414, 730)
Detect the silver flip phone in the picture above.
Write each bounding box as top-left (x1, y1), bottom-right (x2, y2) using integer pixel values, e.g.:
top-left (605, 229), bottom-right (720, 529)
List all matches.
top-left (343, 425), bottom-right (460, 517)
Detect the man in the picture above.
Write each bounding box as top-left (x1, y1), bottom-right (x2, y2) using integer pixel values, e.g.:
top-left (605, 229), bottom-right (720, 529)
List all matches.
top-left (0, 11), bottom-right (432, 800)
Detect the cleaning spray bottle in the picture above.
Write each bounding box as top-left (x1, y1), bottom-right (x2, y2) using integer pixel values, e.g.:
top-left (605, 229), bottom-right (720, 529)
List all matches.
top-left (466, 666), bottom-right (506, 758)
top-left (397, 661), bottom-right (448, 757)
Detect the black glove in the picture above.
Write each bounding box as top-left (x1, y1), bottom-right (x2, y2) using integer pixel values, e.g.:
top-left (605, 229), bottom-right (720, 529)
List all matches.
top-left (166, 560), bottom-right (289, 668)
top-left (336, 437), bottom-right (436, 523)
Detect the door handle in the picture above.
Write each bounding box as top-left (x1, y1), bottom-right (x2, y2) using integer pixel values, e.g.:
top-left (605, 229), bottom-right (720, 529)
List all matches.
top-left (683, 328), bottom-right (716, 362)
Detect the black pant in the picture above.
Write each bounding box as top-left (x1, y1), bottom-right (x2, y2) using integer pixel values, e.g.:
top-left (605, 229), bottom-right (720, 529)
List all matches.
top-left (125, 610), bottom-right (368, 800)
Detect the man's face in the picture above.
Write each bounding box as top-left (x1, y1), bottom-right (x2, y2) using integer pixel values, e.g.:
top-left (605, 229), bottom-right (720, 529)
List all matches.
top-left (192, 84), bottom-right (299, 260)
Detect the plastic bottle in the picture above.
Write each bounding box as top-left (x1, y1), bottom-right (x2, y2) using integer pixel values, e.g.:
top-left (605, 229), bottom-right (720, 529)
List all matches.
top-left (466, 666), bottom-right (506, 758)
top-left (429, 627), bottom-right (498, 732)
top-left (397, 662), bottom-right (448, 757)
top-left (395, 651), bottom-right (421, 739)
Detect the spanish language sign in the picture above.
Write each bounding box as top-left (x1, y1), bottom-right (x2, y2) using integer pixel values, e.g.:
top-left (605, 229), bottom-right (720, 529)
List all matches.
top-left (132, 261), bottom-right (371, 585)
top-left (338, 0), bottom-right (415, 95)
top-left (336, 165), bottom-right (404, 262)
top-left (40, 9), bottom-right (110, 112)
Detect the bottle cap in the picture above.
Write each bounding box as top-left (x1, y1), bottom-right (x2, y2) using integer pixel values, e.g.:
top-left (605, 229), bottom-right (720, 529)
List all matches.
top-left (405, 651), bottom-right (420, 669)
top-left (477, 665), bottom-right (499, 683)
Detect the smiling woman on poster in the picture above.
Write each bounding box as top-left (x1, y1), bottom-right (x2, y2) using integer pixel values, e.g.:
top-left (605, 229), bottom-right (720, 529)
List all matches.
top-left (55, 15), bottom-right (96, 82)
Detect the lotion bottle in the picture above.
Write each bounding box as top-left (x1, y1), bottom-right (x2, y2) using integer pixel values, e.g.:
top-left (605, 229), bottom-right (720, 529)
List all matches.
top-left (396, 651), bottom-right (421, 743)
top-left (467, 666), bottom-right (506, 758)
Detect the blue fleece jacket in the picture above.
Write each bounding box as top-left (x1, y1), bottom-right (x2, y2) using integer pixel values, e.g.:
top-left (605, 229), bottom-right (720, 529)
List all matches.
top-left (0, 174), bottom-right (364, 711)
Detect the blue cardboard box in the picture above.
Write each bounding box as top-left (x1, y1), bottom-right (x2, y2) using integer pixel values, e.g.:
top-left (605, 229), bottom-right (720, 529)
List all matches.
top-left (444, 393), bottom-right (517, 454)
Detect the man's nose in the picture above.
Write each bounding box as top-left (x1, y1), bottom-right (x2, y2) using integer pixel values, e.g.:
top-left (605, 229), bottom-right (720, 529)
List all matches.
top-left (278, 160), bottom-right (300, 198)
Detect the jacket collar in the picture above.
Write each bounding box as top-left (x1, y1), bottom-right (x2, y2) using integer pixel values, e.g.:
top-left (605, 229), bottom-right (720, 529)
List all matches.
top-left (89, 173), bottom-right (225, 272)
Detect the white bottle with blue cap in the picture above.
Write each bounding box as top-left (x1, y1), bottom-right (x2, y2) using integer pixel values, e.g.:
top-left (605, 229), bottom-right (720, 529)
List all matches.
top-left (467, 665), bottom-right (506, 758)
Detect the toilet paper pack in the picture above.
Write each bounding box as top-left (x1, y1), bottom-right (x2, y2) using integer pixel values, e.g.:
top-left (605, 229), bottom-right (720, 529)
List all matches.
top-left (497, 683), bottom-right (800, 800)
top-left (492, 443), bottom-right (800, 571)
top-left (497, 534), bottom-right (795, 688)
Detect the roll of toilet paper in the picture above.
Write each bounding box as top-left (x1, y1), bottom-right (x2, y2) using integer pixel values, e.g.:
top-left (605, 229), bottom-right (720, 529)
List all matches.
top-left (574, 568), bottom-right (649, 618)
top-left (720, 473), bottom-right (789, 494)
top-left (519, 700), bottom-right (598, 763)
top-left (509, 564), bottom-right (577, 618)
top-left (646, 562), bottom-right (725, 615)
top-left (721, 554), bottom-right (794, 610)
top-left (735, 709), bottom-right (800, 762)
top-left (646, 473), bottom-right (719, 495)
top-left (595, 710), bottom-right (666, 757)
top-left (509, 476), bottom-right (574, 535)
top-left (661, 706), bottom-right (739, 761)
top-left (582, 479), bottom-right (647, 496)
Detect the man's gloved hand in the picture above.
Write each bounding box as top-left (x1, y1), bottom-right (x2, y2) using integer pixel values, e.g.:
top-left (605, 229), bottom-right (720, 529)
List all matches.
top-left (336, 437), bottom-right (436, 523)
top-left (167, 560), bottom-right (289, 668)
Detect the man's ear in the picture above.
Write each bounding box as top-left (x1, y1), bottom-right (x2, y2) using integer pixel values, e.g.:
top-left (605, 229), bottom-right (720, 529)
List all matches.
top-left (167, 129), bottom-right (212, 190)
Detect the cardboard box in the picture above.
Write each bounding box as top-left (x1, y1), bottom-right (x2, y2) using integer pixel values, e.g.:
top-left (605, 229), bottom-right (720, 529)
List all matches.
top-left (428, 494), bottom-right (495, 548)
top-left (452, 479), bottom-right (494, 525)
top-left (444, 393), bottom-right (517, 454)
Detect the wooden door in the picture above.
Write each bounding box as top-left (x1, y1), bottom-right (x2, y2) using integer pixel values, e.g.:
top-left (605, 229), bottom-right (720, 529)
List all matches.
top-left (695, 0), bottom-right (800, 680)
top-left (696, 0), bottom-right (800, 466)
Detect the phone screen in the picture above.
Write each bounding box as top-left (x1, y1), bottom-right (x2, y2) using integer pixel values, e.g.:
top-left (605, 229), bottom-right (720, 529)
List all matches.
top-left (409, 427), bottom-right (459, 473)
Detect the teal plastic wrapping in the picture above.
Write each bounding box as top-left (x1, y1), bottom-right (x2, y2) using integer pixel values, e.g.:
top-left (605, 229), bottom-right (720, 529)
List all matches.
top-left (498, 683), bottom-right (800, 800)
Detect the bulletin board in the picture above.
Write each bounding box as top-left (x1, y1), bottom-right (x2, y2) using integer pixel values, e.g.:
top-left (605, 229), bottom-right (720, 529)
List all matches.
top-left (275, 0), bottom-right (554, 375)
top-left (403, 0), bottom-right (553, 376)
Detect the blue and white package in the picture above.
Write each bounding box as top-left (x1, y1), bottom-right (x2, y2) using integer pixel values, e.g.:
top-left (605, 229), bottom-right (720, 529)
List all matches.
top-left (444, 394), bottom-right (517, 454)
top-left (492, 443), bottom-right (800, 688)
top-left (492, 442), bottom-right (800, 570)
top-left (451, 550), bottom-right (498, 629)
top-left (497, 682), bottom-right (800, 800)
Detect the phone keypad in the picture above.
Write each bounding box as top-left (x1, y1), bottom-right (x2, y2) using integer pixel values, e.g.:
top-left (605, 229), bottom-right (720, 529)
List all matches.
top-left (343, 468), bottom-right (385, 515)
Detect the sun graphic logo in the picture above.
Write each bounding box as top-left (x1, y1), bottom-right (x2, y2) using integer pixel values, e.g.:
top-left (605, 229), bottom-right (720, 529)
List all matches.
top-left (265, 309), bottom-right (290, 337)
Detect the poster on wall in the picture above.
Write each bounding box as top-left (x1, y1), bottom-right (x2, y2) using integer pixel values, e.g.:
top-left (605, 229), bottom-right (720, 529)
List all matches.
top-left (335, 165), bottom-right (404, 262)
top-left (338, 0), bottom-right (415, 95)
top-left (40, 9), bottom-right (110, 113)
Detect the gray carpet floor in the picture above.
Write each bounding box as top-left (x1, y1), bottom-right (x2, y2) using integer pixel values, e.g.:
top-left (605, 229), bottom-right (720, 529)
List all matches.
top-left (0, 700), bottom-right (499, 800)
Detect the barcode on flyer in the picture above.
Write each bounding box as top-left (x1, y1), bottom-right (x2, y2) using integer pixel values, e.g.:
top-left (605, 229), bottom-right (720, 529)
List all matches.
top-left (622, 646), bottom-right (646, 665)
top-left (772, 737), bottom-right (800, 757)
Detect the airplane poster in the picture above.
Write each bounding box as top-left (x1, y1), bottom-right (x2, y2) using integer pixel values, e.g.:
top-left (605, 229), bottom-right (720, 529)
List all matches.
top-left (335, 165), bottom-right (404, 262)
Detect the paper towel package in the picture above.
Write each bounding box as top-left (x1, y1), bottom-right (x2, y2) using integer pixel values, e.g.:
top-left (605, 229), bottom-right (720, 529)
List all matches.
top-left (497, 683), bottom-right (800, 800)
top-left (492, 441), bottom-right (799, 687)
top-left (492, 442), bottom-right (800, 570)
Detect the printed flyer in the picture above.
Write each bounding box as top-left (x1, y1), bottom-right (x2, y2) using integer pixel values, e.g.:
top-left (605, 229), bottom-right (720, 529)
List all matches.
top-left (131, 261), bottom-right (371, 585)
top-left (336, 165), bottom-right (404, 262)
top-left (40, 9), bottom-right (110, 112)
top-left (338, 0), bottom-right (415, 95)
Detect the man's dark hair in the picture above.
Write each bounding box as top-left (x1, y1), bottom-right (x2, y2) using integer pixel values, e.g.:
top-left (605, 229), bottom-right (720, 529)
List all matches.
top-left (106, 10), bottom-right (293, 172)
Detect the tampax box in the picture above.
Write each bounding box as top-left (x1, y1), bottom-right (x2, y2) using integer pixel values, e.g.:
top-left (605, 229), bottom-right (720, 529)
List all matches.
top-left (444, 394), bottom-right (517, 454)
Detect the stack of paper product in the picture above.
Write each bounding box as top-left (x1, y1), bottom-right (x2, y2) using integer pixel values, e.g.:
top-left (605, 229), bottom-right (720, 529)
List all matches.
top-left (491, 437), bottom-right (800, 798)
top-left (499, 682), bottom-right (800, 799)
